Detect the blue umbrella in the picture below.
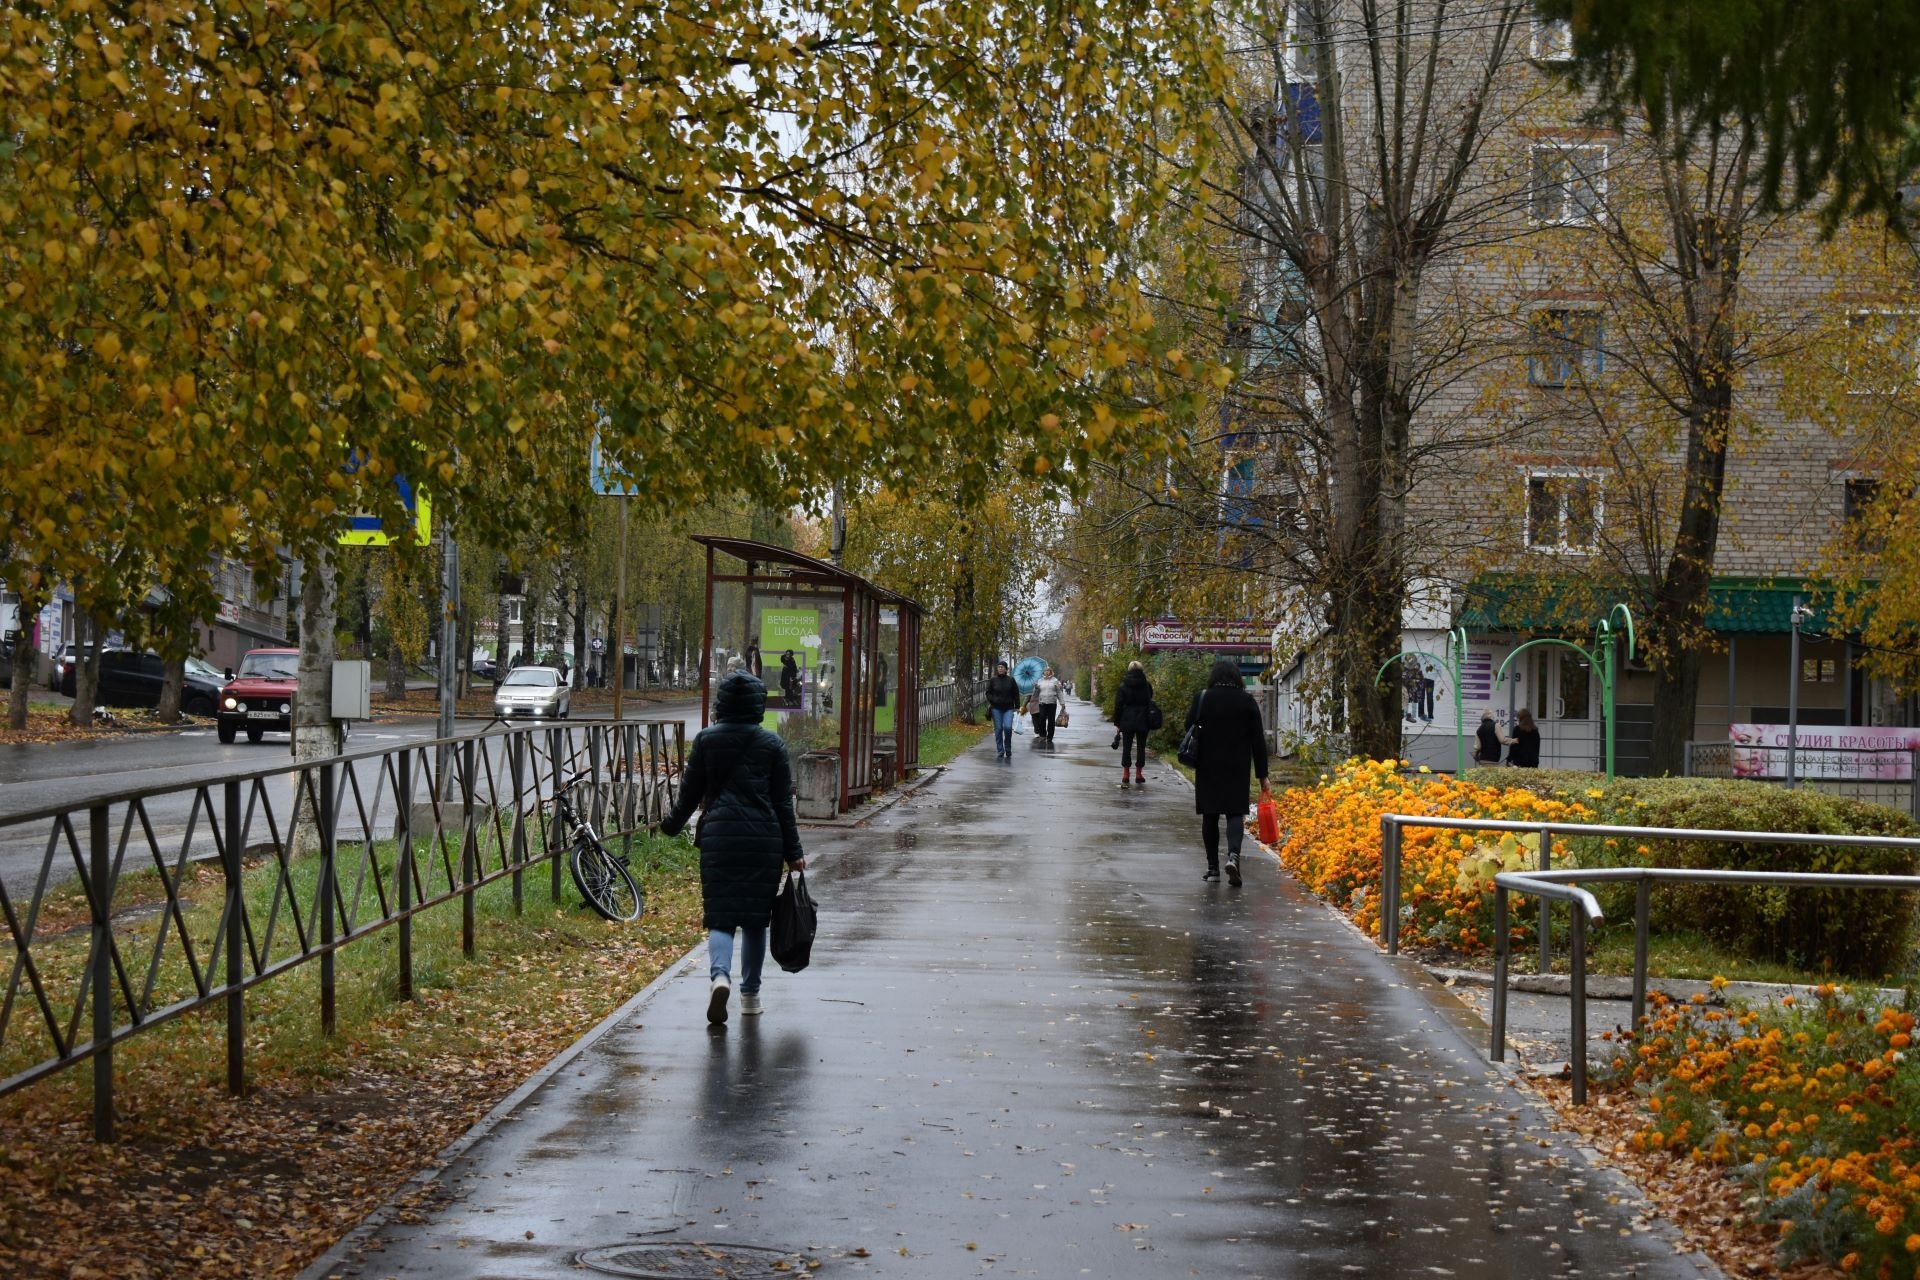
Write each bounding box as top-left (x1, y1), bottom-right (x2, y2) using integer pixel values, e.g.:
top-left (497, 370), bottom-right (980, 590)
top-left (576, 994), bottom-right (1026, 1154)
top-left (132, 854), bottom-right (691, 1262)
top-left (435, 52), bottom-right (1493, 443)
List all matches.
top-left (1012, 656), bottom-right (1045, 695)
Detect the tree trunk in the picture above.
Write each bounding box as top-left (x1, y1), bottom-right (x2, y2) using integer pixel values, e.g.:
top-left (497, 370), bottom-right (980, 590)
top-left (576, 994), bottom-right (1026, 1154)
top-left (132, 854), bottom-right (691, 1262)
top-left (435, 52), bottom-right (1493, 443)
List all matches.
top-left (156, 657), bottom-right (185, 723)
top-left (9, 632), bottom-right (36, 730)
top-left (571, 575), bottom-right (587, 690)
top-left (494, 580), bottom-right (509, 680)
top-left (292, 551), bottom-right (339, 853)
top-left (69, 611), bottom-right (101, 726)
top-left (386, 631), bottom-right (407, 697)
top-left (458, 597), bottom-right (473, 697)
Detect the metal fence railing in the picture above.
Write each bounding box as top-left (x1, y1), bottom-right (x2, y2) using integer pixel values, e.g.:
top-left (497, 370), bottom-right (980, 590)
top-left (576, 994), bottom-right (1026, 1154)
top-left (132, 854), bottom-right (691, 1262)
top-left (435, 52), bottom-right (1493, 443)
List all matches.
top-left (0, 719), bottom-right (683, 1140)
top-left (1378, 812), bottom-right (1920, 1103)
top-left (1686, 741), bottom-right (1920, 820)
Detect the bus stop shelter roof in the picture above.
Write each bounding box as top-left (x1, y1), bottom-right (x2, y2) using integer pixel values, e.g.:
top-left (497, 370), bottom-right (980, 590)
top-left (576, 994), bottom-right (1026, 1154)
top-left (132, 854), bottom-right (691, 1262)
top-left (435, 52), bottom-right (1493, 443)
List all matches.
top-left (690, 535), bottom-right (921, 614)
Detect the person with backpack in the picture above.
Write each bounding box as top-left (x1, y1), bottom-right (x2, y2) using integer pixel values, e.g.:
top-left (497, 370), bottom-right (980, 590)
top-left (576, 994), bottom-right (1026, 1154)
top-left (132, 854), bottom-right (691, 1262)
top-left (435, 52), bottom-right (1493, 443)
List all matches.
top-left (985, 660), bottom-right (1022, 759)
top-left (660, 671), bottom-right (807, 1026)
top-left (1184, 657), bottom-right (1269, 886)
top-left (1112, 660), bottom-right (1157, 788)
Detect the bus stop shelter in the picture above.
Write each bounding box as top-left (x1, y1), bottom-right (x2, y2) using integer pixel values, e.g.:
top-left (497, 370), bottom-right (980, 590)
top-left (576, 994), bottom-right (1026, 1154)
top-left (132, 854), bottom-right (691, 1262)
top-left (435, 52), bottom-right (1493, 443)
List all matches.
top-left (692, 536), bottom-right (924, 815)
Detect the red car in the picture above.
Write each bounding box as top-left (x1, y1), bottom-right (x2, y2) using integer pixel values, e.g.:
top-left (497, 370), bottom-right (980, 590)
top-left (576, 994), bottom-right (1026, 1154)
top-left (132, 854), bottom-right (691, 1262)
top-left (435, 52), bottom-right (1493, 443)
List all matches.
top-left (218, 648), bottom-right (298, 744)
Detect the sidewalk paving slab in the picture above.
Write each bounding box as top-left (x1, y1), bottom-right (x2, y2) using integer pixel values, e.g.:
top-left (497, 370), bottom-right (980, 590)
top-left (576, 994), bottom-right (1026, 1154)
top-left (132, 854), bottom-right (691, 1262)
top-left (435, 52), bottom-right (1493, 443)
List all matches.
top-left (303, 702), bottom-right (1719, 1279)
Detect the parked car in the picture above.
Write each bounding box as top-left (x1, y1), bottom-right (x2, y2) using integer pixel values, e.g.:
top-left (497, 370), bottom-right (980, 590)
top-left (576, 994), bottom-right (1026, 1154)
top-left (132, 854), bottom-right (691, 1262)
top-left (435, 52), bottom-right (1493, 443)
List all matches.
top-left (472, 655), bottom-right (500, 683)
top-left (218, 648), bottom-right (300, 744)
top-left (492, 665), bottom-right (570, 719)
top-left (57, 647), bottom-right (224, 715)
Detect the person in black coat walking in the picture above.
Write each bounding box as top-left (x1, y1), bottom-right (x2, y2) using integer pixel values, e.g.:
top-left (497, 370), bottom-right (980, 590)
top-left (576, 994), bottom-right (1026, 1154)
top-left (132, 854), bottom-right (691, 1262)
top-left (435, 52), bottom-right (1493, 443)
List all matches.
top-left (1113, 661), bottom-right (1155, 789)
top-left (661, 672), bottom-right (807, 1026)
top-left (1185, 657), bottom-right (1269, 886)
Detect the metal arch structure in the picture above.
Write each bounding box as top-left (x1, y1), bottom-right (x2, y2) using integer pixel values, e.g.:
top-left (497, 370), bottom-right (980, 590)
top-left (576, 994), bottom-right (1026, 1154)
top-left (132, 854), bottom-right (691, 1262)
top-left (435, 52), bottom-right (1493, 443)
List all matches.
top-left (1373, 626), bottom-right (1469, 775)
top-left (1494, 605), bottom-right (1637, 780)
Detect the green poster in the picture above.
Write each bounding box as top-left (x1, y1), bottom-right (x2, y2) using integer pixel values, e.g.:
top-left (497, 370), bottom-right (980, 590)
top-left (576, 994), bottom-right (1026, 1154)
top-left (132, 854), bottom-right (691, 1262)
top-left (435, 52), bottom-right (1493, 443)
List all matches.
top-left (759, 607), bottom-right (820, 727)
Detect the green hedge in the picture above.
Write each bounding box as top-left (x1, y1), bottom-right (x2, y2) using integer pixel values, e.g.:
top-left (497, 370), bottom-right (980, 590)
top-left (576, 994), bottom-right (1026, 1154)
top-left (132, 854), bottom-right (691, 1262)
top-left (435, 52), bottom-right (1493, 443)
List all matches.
top-left (1095, 646), bottom-right (1220, 754)
top-left (1467, 769), bottom-right (1920, 977)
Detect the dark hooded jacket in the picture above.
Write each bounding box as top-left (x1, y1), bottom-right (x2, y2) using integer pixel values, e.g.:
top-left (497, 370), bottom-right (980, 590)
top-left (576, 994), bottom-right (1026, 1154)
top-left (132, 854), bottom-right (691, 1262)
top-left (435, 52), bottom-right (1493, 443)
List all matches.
top-left (660, 673), bottom-right (804, 930)
top-left (985, 671), bottom-right (1022, 712)
top-left (1113, 668), bottom-right (1155, 735)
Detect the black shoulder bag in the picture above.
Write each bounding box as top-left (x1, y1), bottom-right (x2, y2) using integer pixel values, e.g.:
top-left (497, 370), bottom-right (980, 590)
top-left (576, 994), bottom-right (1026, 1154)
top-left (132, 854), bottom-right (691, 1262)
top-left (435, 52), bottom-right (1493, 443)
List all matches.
top-left (1177, 691), bottom-right (1204, 768)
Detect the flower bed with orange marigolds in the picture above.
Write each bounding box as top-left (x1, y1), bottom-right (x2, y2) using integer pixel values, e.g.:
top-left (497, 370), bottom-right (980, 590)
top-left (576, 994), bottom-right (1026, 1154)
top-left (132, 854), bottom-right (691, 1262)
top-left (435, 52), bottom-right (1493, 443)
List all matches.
top-left (1623, 985), bottom-right (1920, 1276)
top-left (1271, 757), bottom-right (1593, 953)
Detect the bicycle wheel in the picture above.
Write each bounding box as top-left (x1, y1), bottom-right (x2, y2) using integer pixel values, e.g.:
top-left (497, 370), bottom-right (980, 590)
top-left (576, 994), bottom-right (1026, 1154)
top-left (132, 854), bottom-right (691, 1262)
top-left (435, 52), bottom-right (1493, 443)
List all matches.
top-left (570, 836), bottom-right (644, 922)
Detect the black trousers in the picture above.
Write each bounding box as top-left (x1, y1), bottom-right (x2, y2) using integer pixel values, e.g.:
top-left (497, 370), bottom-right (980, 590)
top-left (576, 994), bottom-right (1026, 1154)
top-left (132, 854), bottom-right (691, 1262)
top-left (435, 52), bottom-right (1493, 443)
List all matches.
top-left (1202, 814), bottom-right (1245, 866)
top-left (1121, 731), bottom-right (1148, 768)
top-left (1035, 703), bottom-right (1058, 741)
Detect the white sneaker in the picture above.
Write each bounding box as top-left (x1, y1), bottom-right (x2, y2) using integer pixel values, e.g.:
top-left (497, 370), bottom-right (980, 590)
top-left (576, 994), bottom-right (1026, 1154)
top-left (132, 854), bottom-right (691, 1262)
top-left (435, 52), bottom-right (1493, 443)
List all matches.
top-left (740, 993), bottom-right (763, 1017)
top-left (707, 975), bottom-right (731, 1025)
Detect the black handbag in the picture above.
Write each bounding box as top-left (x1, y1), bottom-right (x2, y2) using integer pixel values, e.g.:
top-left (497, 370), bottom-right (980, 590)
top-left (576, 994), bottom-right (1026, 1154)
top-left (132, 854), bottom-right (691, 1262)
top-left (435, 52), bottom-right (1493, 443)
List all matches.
top-left (1177, 692), bottom-right (1203, 767)
top-left (770, 869), bottom-right (817, 974)
top-left (1147, 700), bottom-right (1164, 731)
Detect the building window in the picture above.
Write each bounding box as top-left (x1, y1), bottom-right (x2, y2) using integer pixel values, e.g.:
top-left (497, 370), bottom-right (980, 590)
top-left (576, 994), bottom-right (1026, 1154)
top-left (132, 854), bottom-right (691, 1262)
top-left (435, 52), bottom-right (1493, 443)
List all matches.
top-left (1845, 311), bottom-right (1920, 392)
top-left (1530, 144), bottom-right (1607, 225)
top-left (507, 597), bottom-right (524, 625)
top-left (1845, 477), bottom-right (1882, 524)
top-left (1526, 469), bottom-right (1602, 553)
top-left (1531, 18), bottom-right (1574, 62)
top-left (1528, 309), bottom-right (1605, 386)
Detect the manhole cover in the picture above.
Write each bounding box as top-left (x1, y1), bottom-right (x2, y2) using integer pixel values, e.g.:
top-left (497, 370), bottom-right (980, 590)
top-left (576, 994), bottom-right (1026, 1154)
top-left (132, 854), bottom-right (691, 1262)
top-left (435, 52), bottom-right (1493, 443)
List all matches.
top-left (576, 1242), bottom-right (806, 1278)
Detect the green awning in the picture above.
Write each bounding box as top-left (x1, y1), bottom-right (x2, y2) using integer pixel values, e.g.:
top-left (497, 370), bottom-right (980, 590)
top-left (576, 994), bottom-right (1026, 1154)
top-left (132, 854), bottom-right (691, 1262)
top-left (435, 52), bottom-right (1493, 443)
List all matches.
top-left (1461, 575), bottom-right (1849, 636)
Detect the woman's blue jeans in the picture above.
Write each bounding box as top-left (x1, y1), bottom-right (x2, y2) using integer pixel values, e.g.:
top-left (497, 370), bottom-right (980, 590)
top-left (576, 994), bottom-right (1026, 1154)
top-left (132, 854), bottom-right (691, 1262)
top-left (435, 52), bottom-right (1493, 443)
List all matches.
top-left (709, 925), bottom-right (766, 995)
top-left (990, 707), bottom-right (1015, 754)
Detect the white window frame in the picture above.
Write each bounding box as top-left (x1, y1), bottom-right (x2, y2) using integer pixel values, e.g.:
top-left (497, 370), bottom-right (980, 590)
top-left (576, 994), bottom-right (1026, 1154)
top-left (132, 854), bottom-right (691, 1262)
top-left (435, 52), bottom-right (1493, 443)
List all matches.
top-left (1529, 143), bottom-right (1607, 226)
top-left (1844, 308), bottom-right (1920, 394)
top-left (1527, 306), bottom-right (1605, 386)
top-left (1524, 467), bottom-right (1604, 554)
top-left (1530, 18), bottom-right (1574, 63)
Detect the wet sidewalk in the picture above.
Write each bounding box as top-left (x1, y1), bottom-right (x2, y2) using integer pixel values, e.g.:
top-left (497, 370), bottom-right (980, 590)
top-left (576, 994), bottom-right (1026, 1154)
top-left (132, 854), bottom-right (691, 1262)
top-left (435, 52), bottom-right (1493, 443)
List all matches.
top-left (305, 700), bottom-right (1716, 1279)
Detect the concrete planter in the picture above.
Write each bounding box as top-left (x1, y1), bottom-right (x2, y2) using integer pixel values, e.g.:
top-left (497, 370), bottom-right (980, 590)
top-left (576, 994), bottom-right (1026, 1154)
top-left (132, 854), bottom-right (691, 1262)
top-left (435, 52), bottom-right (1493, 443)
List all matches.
top-left (795, 750), bottom-right (840, 819)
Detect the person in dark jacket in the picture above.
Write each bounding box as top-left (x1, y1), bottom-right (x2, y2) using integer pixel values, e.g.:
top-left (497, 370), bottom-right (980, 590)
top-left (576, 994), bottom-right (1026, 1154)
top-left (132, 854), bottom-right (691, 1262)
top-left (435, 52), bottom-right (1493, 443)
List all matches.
top-left (985, 660), bottom-right (1022, 759)
top-left (1508, 707), bottom-right (1542, 768)
top-left (1475, 710), bottom-right (1505, 766)
top-left (661, 672), bottom-right (807, 1025)
top-left (1185, 657), bottom-right (1269, 886)
top-left (1113, 661), bottom-right (1155, 789)
top-left (779, 650), bottom-right (802, 708)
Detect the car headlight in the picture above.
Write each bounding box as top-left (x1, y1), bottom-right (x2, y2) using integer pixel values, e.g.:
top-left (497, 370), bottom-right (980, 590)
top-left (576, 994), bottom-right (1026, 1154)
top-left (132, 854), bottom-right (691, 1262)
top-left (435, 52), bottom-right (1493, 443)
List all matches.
top-left (280, 702), bottom-right (290, 714)
top-left (224, 697), bottom-right (237, 710)
top-left (235, 700), bottom-right (247, 713)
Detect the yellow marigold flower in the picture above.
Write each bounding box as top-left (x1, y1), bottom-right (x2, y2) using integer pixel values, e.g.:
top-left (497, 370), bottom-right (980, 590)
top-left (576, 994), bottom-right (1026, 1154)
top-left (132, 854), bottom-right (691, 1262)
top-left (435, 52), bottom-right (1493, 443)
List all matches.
top-left (1585, 788), bottom-right (1604, 799)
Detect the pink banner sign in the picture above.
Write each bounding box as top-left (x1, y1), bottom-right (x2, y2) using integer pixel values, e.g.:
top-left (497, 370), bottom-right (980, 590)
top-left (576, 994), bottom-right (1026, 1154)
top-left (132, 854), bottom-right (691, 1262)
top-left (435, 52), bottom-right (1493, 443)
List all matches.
top-left (1728, 724), bottom-right (1920, 781)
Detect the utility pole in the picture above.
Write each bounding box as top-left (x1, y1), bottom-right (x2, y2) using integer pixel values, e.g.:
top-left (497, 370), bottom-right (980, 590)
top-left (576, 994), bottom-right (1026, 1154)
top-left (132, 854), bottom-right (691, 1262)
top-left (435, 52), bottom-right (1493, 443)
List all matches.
top-left (438, 520), bottom-right (459, 797)
top-left (612, 495), bottom-right (629, 721)
top-left (829, 481), bottom-right (846, 565)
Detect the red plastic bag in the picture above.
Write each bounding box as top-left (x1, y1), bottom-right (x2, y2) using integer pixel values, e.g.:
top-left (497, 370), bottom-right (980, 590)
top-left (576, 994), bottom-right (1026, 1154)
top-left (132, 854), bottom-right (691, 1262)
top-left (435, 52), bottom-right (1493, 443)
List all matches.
top-left (1255, 786), bottom-right (1280, 846)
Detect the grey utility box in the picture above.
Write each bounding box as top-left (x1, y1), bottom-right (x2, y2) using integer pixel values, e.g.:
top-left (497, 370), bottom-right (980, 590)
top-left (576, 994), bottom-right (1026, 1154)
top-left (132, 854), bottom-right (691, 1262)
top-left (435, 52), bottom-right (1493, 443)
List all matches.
top-left (331, 660), bottom-right (372, 721)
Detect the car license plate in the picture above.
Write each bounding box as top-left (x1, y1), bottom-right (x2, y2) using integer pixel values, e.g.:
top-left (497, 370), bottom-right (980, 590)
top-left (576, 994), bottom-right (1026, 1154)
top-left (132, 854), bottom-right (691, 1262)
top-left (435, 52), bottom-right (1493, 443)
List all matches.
top-left (247, 710), bottom-right (279, 720)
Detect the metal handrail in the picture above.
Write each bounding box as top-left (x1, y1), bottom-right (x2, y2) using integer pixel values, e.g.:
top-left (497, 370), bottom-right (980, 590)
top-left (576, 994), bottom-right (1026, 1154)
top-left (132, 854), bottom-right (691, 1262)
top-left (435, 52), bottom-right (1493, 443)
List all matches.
top-left (1375, 811), bottom-right (1920, 1105)
top-left (1378, 812), bottom-right (1920, 965)
top-left (1489, 864), bottom-right (1920, 1103)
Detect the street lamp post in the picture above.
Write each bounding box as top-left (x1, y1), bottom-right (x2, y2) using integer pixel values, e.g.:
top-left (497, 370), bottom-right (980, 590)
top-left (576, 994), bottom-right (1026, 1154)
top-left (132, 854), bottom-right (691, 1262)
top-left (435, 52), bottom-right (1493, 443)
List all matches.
top-left (1787, 596), bottom-right (1814, 787)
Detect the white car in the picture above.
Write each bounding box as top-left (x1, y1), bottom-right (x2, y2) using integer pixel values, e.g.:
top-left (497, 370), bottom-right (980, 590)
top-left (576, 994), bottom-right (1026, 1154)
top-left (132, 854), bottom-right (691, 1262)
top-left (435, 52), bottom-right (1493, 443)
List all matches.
top-left (493, 666), bottom-right (571, 719)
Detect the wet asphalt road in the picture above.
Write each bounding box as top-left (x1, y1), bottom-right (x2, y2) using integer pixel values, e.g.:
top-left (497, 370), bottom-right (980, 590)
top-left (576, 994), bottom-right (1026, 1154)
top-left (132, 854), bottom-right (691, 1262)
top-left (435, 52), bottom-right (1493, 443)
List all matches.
top-left (306, 699), bottom-right (1716, 1280)
top-left (0, 701), bottom-right (702, 897)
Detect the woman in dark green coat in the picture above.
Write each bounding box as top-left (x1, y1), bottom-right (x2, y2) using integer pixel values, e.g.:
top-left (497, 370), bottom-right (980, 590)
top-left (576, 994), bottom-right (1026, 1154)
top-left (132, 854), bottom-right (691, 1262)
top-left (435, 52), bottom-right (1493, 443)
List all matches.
top-left (661, 672), bottom-right (807, 1025)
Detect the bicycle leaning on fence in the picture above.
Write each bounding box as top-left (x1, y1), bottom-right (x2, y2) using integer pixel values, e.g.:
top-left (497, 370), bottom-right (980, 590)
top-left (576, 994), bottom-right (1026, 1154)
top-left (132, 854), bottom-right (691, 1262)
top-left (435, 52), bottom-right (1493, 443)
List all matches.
top-left (552, 767), bottom-right (645, 922)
